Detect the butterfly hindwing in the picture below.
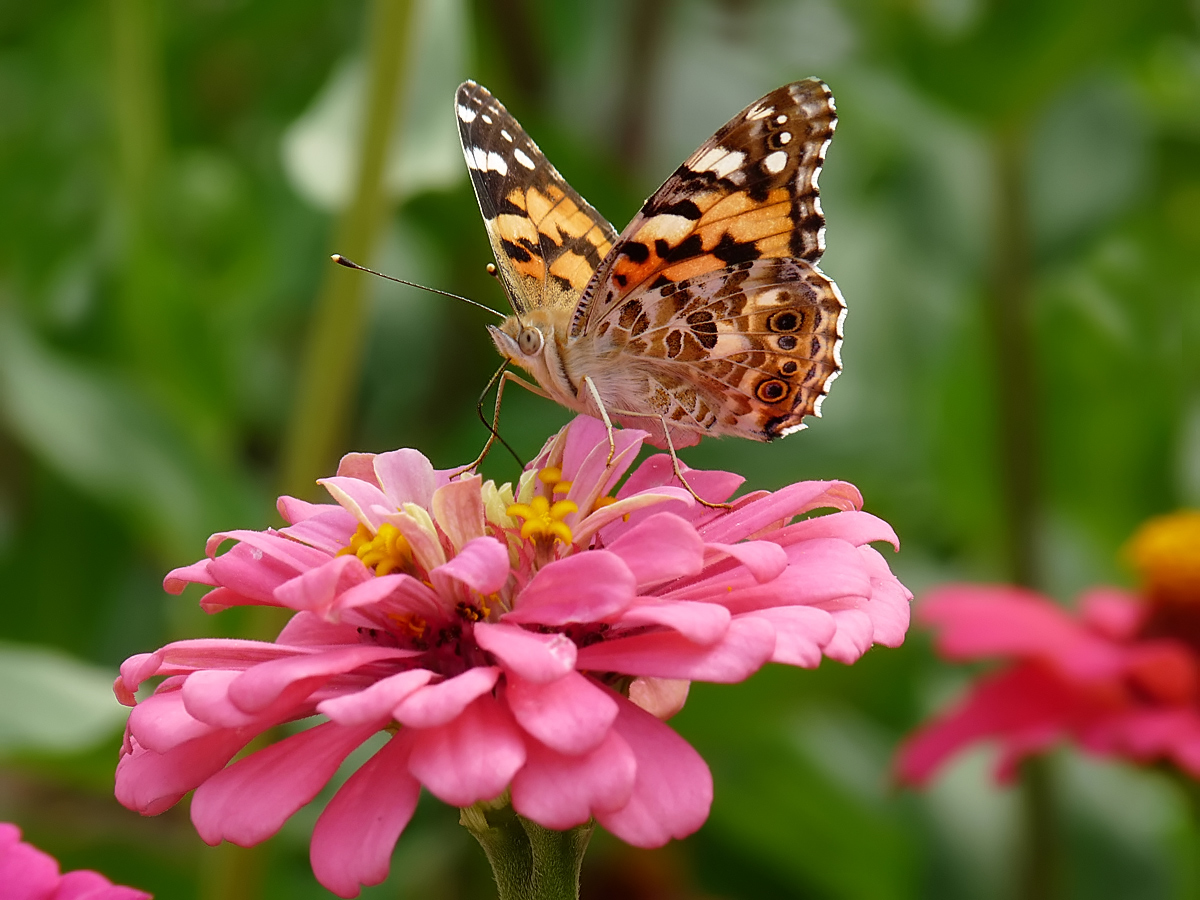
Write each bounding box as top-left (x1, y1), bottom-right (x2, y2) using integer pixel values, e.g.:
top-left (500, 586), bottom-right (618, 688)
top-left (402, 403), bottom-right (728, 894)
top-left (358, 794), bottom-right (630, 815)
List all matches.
top-left (571, 79), bottom-right (837, 337)
top-left (455, 81), bottom-right (618, 315)
top-left (593, 258), bottom-right (844, 441)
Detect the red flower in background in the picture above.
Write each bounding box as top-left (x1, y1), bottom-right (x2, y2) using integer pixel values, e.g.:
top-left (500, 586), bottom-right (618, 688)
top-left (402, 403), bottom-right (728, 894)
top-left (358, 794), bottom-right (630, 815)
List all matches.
top-left (896, 511), bottom-right (1200, 785)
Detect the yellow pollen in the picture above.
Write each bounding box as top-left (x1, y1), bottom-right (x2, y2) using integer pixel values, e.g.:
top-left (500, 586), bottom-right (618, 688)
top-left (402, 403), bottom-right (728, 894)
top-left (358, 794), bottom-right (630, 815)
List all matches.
top-left (338, 522), bottom-right (413, 576)
top-left (1127, 511), bottom-right (1200, 605)
top-left (538, 467), bottom-right (563, 485)
top-left (593, 496), bottom-right (618, 509)
top-left (506, 494), bottom-right (577, 545)
top-left (388, 612), bottom-right (427, 639)
top-left (552, 480), bottom-right (573, 496)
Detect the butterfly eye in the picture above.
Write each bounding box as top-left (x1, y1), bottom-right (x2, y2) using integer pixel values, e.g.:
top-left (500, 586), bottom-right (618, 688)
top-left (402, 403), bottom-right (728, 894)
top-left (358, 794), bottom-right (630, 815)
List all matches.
top-left (517, 327), bottom-right (544, 355)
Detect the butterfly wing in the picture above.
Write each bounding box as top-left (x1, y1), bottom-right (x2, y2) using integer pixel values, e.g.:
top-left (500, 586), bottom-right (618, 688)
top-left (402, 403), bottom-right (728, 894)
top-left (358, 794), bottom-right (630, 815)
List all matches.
top-left (591, 257), bottom-right (844, 442)
top-left (455, 81), bottom-right (619, 315)
top-left (569, 79), bottom-right (844, 442)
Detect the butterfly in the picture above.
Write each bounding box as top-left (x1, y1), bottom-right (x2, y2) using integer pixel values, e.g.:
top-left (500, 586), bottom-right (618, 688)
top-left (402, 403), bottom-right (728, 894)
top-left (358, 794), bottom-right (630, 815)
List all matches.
top-left (456, 79), bottom-right (844, 456)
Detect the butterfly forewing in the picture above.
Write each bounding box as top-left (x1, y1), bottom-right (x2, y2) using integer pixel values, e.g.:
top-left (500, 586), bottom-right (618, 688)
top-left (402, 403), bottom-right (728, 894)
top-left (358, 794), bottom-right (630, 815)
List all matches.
top-left (571, 79), bottom-right (837, 337)
top-left (455, 81), bottom-right (618, 315)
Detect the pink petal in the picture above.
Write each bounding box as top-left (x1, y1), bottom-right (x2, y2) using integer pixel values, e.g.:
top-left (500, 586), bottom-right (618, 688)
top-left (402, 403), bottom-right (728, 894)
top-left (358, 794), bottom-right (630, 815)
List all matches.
top-left (894, 664), bottom-right (1087, 786)
top-left (191, 720), bottom-right (379, 846)
top-left (823, 609), bottom-right (875, 663)
top-left (228, 647), bottom-right (419, 714)
top-left (318, 476), bottom-right (395, 529)
top-left (276, 494), bottom-right (331, 524)
top-left (742, 606), bottom-right (837, 667)
top-left (563, 424), bottom-right (647, 519)
top-left (279, 505), bottom-right (359, 555)
top-left (382, 510), bottom-right (446, 572)
top-left (128, 690), bottom-right (217, 752)
top-left (857, 545), bottom-right (912, 647)
top-left (429, 537), bottom-right (511, 597)
top-left (333, 573), bottom-right (443, 620)
top-left (206, 529), bottom-right (329, 573)
top-left (163, 558), bottom-right (217, 593)
top-left (571, 488), bottom-right (695, 548)
top-left (675, 539), bottom-right (871, 612)
top-left (57, 869), bottom-right (151, 899)
top-left (393, 667), bottom-right (501, 728)
top-left (275, 612), bottom-right (361, 646)
top-left (616, 600), bottom-right (730, 645)
top-left (374, 448), bottom-right (437, 509)
top-left (474, 623), bottom-right (577, 683)
top-left (505, 671), bottom-right (619, 754)
top-left (336, 452), bottom-right (380, 484)
top-left (774, 509), bottom-right (900, 551)
top-left (273, 555), bottom-right (371, 613)
top-left (310, 730), bottom-right (421, 898)
top-left (116, 728), bottom-right (252, 815)
top-left (511, 727), bottom-right (637, 829)
top-left (205, 540), bottom-right (314, 605)
top-left (920, 585), bottom-right (1125, 679)
top-left (697, 480), bottom-right (862, 544)
top-left (317, 669), bottom-right (434, 726)
top-left (407, 697), bottom-right (526, 806)
top-left (504, 552), bottom-right (636, 626)
top-left (1079, 588), bottom-right (1144, 640)
top-left (604, 513), bottom-right (704, 587)
top-left (431, 476), bottom-right (486, 553)
top-left (576, 615), bottom-right (775, 682)
top-left (595, 696), bottom-right (712, 846)
top-left (616, 453), bottom-right (743, 506)
top-left (628, 677), bottom-right (690, 720)
top-left (0, 830), bottom-right (59, 898)
top-left (704, 540), bottom-right (788, 583)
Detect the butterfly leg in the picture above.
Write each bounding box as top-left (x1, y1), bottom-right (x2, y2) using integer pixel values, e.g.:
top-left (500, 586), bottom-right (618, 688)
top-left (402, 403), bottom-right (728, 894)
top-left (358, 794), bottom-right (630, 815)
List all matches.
top-left (453, 364), bottom-right (539, 476)
top-left (656, 415), bottom-right (732, 510)
top-left (581, 375), bottom-right (618, 465)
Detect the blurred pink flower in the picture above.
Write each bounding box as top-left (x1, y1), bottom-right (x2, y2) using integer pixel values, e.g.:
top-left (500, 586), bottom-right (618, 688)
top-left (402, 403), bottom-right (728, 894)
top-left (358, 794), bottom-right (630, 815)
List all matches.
top-left (115, 416), bottom-right (908, 898)
top-left (896, 512), bottom-right (1200, 786)
top-left (0, 823), bottom-right (150, 899)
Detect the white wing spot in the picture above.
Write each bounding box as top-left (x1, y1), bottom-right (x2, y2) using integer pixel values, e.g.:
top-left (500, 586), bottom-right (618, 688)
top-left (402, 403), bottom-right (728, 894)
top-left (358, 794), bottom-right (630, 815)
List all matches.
top-left (501, 129), bottom-right (513, 142)
top-left (487, 151), bottom-right (507, 175)
top-left (481, 114), bottom-right (493, 124)
top-left (775, 114), bottom-right (788, 124)
top-left (513, 148), bottom-right (535, 169)
top-left (693, 147), bottom-right (745, 179)
top-left (457, 104), bottom-right (477, 123)
top-left (778, 132), bottom-right (792, 144)
top-left (763, 151), bottom-right (788, 174)
top-left (746, 103), bottom-right (773, 120)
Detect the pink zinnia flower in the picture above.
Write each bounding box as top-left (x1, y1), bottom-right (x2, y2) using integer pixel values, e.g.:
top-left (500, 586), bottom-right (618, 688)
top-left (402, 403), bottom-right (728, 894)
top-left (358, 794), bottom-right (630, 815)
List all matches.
top-left (115, 416), bottom-right (909, 898)
top-left (895, 511), bottom-right (1200, 786)
top-left (0, 822), bottom-right (150, 899)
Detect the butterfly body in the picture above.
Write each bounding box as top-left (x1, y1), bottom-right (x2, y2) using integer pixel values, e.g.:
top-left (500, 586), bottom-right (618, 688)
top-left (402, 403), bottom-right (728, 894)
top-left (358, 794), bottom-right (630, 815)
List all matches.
top-left (459, 79), bottom-right (845, 449)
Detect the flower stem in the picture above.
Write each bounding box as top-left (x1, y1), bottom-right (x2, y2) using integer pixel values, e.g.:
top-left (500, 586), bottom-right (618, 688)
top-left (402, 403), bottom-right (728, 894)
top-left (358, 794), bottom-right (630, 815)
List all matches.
top-left (1016, 757), bottom-right (1060, 900)
top-left (461, 801), bottom-right (594, 900)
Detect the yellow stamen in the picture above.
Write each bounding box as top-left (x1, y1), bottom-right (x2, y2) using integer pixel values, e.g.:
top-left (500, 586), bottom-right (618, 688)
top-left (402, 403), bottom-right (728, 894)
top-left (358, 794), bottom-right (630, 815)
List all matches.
top-left (552, 480), bottom-right (573, 496)
top-left (538, 467), bottom-right (563, 485)
top-left (506, 494), bottom-right (578, 545)
top-left (338, 522), bottom-right (413, 576)
top-left (1127, 511), bottom-right (1200, 605)
top-left (593, 496), bottom-right (618, 509)
top-left (387, 612), bottom-right (427, 639)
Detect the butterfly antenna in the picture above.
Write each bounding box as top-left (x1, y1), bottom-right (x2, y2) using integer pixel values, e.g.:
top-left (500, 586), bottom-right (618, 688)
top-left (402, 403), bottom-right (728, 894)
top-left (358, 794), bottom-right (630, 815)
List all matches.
top-left (331, 254), bottom-right (506, 320)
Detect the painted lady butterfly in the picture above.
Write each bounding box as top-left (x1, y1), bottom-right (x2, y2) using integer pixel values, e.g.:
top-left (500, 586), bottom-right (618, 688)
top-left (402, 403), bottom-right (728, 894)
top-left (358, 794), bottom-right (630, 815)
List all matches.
top-left (456, 79), bottom-right (844, 454)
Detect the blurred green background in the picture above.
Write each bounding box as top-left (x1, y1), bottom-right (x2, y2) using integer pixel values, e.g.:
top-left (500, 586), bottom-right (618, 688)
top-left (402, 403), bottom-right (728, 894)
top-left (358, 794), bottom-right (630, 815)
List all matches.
top-left (1, 0), bottom-right (1198, 897)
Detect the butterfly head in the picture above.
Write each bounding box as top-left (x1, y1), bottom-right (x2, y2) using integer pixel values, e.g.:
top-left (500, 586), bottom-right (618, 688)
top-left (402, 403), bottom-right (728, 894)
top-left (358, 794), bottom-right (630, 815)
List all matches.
top-left (488, 312), bottom-right (577, 404)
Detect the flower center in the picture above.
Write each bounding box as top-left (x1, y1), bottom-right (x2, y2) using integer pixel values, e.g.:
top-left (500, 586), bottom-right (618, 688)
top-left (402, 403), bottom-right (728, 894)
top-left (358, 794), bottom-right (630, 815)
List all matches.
top-left (506, 494), bottom-right (578, 544)
top-left (340, 522), bottom-right (413, 576)
top-left (1127, 511), bottom-right (1200, 605)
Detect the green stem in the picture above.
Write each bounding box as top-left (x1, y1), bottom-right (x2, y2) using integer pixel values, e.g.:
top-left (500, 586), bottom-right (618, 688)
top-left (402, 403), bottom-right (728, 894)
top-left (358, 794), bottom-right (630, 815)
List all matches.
top-left (461, 800), bottom-right (594, 900)
top-left (1016, 757), bottom-right (1059, 900)
top-left (987, 124), bottom-right (1057, 898)
top-left (280, 0), bottom-right (414, 500)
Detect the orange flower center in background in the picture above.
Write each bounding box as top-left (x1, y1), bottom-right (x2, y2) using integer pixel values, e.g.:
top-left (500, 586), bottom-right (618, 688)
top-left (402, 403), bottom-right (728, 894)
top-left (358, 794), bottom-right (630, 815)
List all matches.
top-left (1128, 510), bottom-right (1200, 652)
top-left (1127, 511), bottom-right (1200, 605)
